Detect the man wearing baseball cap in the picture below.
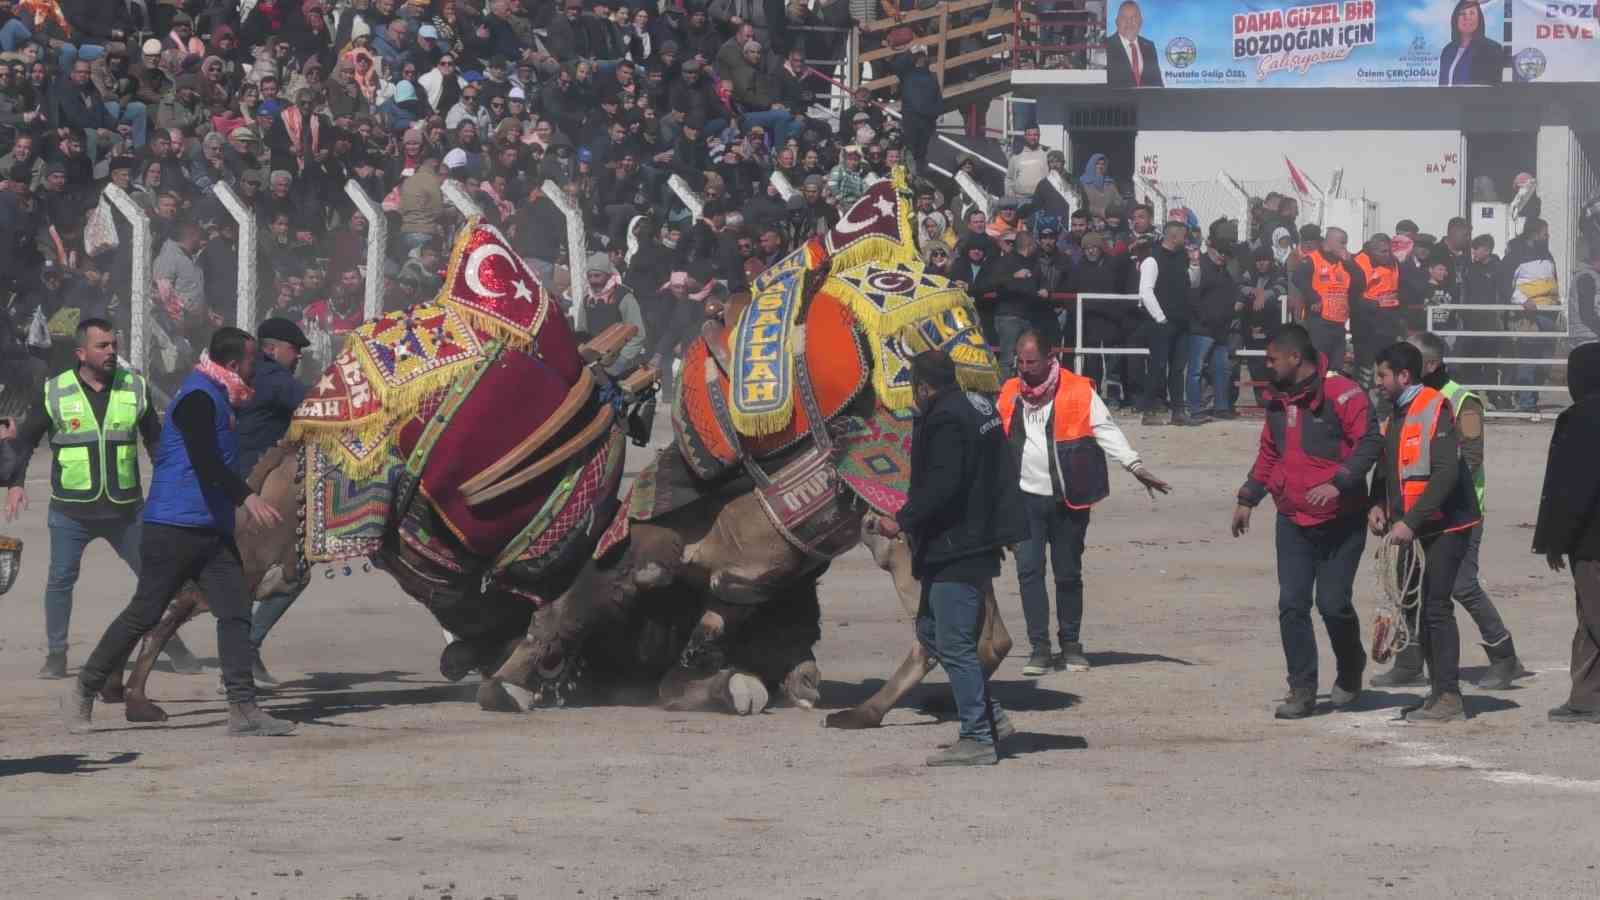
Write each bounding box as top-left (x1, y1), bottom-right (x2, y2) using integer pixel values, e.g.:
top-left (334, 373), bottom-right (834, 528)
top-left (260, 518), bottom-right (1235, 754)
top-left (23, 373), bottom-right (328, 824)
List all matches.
top-left (234, 316), bottom-right (313, 686)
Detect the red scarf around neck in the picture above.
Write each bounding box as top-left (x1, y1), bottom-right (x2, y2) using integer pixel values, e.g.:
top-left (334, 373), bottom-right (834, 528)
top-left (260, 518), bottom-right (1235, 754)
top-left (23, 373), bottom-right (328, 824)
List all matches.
top-left (195, 351), bottom-right (255, 408)
top-left (1020, 357), bottom-right (1061, 407)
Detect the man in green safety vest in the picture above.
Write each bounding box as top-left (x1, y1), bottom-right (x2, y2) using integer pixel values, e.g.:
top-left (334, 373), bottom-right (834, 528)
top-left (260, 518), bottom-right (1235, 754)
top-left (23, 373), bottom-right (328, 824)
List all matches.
top-left (1, 318), bottom-right (198, 679)
top-left (1370, 332), bottom-right (1530, 690)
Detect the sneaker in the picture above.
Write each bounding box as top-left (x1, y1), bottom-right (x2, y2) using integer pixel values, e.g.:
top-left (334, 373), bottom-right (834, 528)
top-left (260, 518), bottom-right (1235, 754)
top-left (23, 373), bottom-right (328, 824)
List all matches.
top-left (1405, 691), bottom-right (1465, 724)
top-left (1548, 704), bottom-right (1600, 724)
top-left (37, 652), bottom-right (67, 680)
top-left (1056, 642), bottom-right (1090, 672)
top-left (61, 681), bottom-right (95, 734)
top-left (1020, 648), bottom-right (1052, 677)
top-left (226, 702), bottom-right (296, 736)
top-left (252, 652), bottom-right (280, 689)
top-left (992, 705), bottom-right (1016, 742)
top-left (1275, 687), bottom-right (1316, 719)
top-left (926, 738), bottom-right (998, 767)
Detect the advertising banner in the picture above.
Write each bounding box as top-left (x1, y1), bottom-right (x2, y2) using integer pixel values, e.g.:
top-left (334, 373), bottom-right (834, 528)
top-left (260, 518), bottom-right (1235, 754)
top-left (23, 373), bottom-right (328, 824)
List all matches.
top-left (1107, 0), bottom-right (1509, 89)
top-left (1509, 0), bottom-right (1600, 81)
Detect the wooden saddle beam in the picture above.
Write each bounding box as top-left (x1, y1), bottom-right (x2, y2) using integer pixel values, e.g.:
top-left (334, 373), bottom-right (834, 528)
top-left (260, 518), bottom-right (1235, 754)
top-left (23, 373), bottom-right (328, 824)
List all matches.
top-left (456, 366), bottom-right (595, 498)
top-left (462, 405), bottom-right (616, 507)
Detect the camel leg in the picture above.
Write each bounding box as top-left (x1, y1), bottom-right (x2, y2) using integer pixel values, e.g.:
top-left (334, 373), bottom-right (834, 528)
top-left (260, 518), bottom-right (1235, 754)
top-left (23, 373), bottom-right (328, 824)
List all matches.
top-left (658, 605), bottom-right (770, 715)
top-left (123, 587), bottom-right (207, 723)
top-left (825, 584), bottom-right (1011, 729)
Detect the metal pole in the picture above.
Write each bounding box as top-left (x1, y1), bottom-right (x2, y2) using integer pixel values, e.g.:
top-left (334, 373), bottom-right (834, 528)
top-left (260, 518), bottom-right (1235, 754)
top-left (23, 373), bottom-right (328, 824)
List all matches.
top-left (211, 182), bottom-right (258, 330)
top-left (441, 178), bottom-right (485, 219)
top-left (343, 179), bottom-right (388, 321)
top-left (1074, 292), bottom-right (1085, 375)
top-left (667, 174), bottom-right (704, 219)
top-left (540, 179), bottom-right (589, 332)
top-left (770, 171), bottom-right (799, 202)
top-left (1217, 171), bottom-right (1252, 242)
top-left (955, 170), bottom-right (994, 216)
top-left (1135, 175), bottom-right (1168, 223)
top-left (101, 184), bottom-right (151, 376)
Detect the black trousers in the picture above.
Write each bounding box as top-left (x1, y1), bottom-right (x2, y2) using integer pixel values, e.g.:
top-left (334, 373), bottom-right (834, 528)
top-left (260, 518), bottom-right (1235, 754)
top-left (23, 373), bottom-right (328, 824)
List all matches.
top-left (903, 113), bottom-right (936, 167)
top-left (78, 522), bottom-right (257, 704)
top-left (1416, 529), bottom-right (1471, 697)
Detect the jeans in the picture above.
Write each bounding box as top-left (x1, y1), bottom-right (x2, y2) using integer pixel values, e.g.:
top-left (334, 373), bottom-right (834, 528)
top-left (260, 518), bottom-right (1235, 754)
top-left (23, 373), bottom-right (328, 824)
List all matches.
top-left (45, 508), bottom-right (142, 655)
top-left (250, 589), bottom-right (302, 648)
top-left (993, 313), bottom-right (1031, 378)
top-left (0, 18), bottom-right (31, 52)
top-left (103, 100), bottom-right (149, 148)
top-left (1185, 333), bottom-right (1232, 415)
top-left (1512, 310), bottom-right (1560, 411)
top-left (739, 108), bottom-right (800, 147)
top-left (1140, 318), bottom-right (1188, 415)
top-left (1451, 523), bottom-right (1511, 647)
top-left (57, 43), bottom-right (104, 74)
top-left (78, 523), bottom-right (258, 704)
top-left (1015, 492), bottom-right (1088, 651)
top-left (1416, 529), bottom-right (1470, 696)
top-left (915, 579), bottom-right (993, 745)
top-left (1276, 513), bottom-right (1367, 691)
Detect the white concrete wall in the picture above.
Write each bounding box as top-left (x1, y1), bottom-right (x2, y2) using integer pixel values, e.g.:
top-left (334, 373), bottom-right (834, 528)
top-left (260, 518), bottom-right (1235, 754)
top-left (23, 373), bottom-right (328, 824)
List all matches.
top-left (1132, 130), bottom-right (1465, 237)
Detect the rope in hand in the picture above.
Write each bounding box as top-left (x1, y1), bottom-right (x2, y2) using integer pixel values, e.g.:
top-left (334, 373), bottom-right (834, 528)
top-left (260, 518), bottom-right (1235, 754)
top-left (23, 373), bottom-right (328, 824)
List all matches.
top-left (1370, 537), bottom-right (1426, 664)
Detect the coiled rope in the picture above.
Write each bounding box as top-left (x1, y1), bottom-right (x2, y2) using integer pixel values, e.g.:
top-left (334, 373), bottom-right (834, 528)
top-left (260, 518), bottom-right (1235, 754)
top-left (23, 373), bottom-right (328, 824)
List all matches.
top-left (1370, 538), bottom-right (1426, 663)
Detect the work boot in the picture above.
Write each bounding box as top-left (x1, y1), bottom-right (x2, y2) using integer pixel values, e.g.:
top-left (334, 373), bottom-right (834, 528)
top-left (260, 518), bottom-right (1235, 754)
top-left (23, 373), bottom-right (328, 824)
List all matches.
top-left (926, 738), bottom-right (998, 767)
top-left (163, 637), bottom-right (203, 675)
top-left (1140, 412), bottom-right (1167, 427)
top-left (1274, 687), bottom-right (1316, 719)
top-left (1171, 413), bottom-right (1206, 427)
top-left (1475, 638), bottom-right (1530, 691)
top-left (1020, 647), bottom-right (1052, 677)
top-left (226, 702), bottom-right (296, 736)
top-left (1548, 703), bottom-right (1600, 724)
top-left (1405, 691), bottom-right (1465, 724)
top-left (252, 651), bottom-right (280, 689)
top-left (1057, 642), bottom-right (1090, 672)
top-left (37, 652), bottom-right (67, 680)
top-left (61, 681), bottom-right (95, 734)
top-left (1370, 644), bottom-right (1426, 687)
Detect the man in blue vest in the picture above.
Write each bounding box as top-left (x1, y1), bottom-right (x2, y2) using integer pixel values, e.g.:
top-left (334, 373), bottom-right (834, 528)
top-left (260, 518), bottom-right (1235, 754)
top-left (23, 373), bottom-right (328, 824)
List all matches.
top-left (65, 327), bottom-right (293, 736)
top-left (1, 317), bottom-right (201, 679)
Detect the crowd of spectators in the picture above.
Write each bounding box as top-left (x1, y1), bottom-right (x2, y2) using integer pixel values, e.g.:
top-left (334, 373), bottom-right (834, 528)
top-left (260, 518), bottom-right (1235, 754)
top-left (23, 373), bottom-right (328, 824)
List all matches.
top-left (0, 0), bottom-right (1585, 419)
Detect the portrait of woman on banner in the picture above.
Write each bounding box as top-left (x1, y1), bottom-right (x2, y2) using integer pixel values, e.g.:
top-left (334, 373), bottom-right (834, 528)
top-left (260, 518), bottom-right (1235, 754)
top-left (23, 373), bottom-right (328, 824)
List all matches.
top-left (1438, 0), bottom-right (1503, 86)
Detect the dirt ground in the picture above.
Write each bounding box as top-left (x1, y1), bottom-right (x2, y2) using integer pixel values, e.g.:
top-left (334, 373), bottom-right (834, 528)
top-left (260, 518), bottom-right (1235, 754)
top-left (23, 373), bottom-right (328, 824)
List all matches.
top-left (2, 416), bottom-right (1596, 900)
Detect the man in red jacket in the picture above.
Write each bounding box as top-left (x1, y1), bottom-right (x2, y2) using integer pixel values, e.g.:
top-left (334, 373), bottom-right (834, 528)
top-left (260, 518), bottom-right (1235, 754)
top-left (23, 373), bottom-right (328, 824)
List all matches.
top-left (1231, 324), bottom-right (1383, 719)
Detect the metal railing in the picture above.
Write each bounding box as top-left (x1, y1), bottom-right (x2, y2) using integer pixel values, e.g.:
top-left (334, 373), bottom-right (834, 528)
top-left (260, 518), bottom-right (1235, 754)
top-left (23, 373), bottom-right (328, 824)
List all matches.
top-left (1428, 303), bottom-right (1571, 419)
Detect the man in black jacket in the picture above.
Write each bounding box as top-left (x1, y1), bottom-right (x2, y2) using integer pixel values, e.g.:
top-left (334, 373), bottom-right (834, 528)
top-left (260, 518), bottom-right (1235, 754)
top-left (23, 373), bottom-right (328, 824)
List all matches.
top-left (1534, 342), bottom-right (1600, 723)
top-left (890, 47), bottom-right (941, 169)
top-left (873, 351), bottom-right (1023, 766)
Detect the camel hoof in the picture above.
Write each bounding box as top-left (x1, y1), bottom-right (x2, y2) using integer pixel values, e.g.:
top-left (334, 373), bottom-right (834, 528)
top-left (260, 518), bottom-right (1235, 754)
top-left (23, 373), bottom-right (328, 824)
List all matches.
top-left (724, 673), bottom-right (769, 716)
top-left (780, 660), bottom-right (821, 709)
top-left (125, 698), bottom-right (169, 723)
top-left (476, 678), bottom-right (525, 713)
top-left (99, 683), bottom-right (126, 704)
top-left (824, 707), bottom-right (882, 730)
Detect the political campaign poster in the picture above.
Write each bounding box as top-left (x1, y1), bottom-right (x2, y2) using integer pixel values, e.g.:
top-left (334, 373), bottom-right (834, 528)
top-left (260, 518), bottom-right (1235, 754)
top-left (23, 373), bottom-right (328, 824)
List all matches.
top-left (1509, 1), bottom-right (1600, 81)
top-left (1104, 0), bottom-right (1508, 89)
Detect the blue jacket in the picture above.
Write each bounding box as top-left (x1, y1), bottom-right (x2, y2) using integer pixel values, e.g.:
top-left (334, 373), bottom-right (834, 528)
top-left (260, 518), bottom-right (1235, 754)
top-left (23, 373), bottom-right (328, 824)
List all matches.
top-left (235, 354), bottom-right (305, 475)
top-left (144, 371), bottom-right (240, 534)
top-left (890, 53), bottom-right (942, 119)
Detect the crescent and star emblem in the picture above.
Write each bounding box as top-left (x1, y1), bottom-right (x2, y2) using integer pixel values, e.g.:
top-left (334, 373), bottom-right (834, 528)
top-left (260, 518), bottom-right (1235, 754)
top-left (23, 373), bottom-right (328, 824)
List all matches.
top-left (463, 242), bottom-right (519, 298)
